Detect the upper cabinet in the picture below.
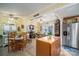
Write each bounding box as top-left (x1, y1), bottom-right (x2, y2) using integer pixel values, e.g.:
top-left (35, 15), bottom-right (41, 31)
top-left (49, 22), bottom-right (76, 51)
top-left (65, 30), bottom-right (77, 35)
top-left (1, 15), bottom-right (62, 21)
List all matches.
top-left (63, 15), bottom-right (79, 24)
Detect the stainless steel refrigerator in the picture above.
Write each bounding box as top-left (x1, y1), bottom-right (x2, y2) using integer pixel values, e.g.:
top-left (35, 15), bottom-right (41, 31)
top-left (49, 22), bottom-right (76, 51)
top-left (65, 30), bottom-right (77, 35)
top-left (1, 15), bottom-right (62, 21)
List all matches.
top-left (66, 23), bottom-right (79, 49)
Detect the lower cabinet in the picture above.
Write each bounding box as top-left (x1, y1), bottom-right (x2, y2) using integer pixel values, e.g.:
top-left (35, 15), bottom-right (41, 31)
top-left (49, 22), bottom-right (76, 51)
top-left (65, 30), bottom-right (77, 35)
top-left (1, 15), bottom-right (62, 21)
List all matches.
top-left (36, 37), bottom-right (61, 56)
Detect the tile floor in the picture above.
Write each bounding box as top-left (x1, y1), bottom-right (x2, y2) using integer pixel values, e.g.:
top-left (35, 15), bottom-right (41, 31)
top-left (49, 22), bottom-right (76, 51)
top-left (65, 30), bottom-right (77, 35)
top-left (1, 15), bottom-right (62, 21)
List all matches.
top-left (0, 39), bottom-right (36, 56)
top-left (63, 46), bottom-right (79, 56)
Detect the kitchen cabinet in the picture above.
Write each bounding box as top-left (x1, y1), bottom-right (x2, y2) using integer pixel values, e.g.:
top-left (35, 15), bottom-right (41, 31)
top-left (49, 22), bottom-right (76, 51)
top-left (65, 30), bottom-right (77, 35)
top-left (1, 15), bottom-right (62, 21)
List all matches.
top-left (36, 36), bottom-right (61, 56)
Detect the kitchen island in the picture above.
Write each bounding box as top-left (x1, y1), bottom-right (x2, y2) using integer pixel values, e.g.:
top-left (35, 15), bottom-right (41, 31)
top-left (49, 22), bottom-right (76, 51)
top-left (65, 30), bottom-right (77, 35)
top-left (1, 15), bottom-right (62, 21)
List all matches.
top-left (36, 36), bottom-right (61, 56)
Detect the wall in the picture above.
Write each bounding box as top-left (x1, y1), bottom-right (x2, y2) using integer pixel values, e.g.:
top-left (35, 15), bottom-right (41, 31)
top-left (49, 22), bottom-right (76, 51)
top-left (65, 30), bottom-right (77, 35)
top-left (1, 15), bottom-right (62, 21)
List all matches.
top-left (0, 16), bottom-right (8, 35)
top-left (0, 15), bottom-right (26, 35)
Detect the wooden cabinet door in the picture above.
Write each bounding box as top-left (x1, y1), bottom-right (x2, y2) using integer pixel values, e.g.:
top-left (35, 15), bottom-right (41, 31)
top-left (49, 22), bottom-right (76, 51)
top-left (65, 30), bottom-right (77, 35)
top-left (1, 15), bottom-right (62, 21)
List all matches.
top-left (36, 40), bottom-right (51, 56)
top-left (51, 39), bottom-right (61, 56)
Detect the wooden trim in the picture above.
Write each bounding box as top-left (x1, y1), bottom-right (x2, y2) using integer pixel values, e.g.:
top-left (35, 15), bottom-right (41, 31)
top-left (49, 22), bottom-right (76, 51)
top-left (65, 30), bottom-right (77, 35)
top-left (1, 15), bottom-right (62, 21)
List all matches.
top-left (63, 15), bottom-right (79, 20)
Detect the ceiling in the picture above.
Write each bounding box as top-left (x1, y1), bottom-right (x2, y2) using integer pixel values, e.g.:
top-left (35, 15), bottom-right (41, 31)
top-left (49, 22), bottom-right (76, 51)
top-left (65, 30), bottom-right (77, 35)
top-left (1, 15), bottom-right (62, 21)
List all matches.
top-left (56, 3), bottom-right (79, 17)
top-left (0, 3), bottom-right (52, 17)
top-left (0, 3), bottom-right (78, 18)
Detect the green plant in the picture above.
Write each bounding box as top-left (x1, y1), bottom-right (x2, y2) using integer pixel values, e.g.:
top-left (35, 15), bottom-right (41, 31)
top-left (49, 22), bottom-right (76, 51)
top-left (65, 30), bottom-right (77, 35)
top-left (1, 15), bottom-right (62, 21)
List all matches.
top-left (48, 32), bottom-right (52, 39)
top-left (0, 35), bottom-right (3, 39)
top-left (48, 32), bottom-right (52, 36)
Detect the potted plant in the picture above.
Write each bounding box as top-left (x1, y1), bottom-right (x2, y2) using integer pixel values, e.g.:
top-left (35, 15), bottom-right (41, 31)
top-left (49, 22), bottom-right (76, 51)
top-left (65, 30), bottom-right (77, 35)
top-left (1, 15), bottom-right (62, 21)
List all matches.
top-left (48, 32), bottom-right (52, 40)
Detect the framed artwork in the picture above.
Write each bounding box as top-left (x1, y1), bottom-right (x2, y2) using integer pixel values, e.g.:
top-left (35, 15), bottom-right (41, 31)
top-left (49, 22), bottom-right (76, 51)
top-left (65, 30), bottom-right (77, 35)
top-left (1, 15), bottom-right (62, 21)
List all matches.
top-left (28, 25), bottom-right (35, 32)
top-left (21, 25), bottom-right (24, 29)
top-left (29, 25), bottom-right (34, 30)
top-left (17, 26), bottom-right (21, 31)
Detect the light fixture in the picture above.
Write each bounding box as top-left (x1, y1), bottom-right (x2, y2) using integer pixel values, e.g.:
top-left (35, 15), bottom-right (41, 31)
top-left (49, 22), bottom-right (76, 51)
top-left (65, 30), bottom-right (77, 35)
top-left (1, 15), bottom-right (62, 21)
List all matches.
top-left (9, 14), bottom-right (14, 21)
top-left (8, 14), bottom-right (15, 24)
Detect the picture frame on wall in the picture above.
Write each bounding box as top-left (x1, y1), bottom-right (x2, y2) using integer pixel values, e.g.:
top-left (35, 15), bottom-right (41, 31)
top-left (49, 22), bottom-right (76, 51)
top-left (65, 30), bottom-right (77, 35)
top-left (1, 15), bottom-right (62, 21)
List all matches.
top-left (29, 25), bottom-right (34, 30)
top-left (21, 25), bottom-right (24, 29)
top-left (17, 26), bottom-right (21, 31)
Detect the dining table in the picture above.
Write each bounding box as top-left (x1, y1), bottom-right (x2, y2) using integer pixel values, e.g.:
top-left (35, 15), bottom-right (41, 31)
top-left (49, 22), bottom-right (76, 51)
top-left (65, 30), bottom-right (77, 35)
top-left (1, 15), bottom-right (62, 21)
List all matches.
top-left (8, 36), bottom-right (24, 51)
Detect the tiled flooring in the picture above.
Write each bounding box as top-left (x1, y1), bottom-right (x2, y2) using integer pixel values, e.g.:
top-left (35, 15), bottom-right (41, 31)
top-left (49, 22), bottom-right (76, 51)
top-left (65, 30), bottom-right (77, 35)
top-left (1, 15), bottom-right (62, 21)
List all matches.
top-left (60, 48), bottom-right (71, 56)
top-left (0, 47), bottom-right (32, 56)
top-left (63, 46), bottom-right (79, 56)
top-left (0, 39), bottom-right (36, 56)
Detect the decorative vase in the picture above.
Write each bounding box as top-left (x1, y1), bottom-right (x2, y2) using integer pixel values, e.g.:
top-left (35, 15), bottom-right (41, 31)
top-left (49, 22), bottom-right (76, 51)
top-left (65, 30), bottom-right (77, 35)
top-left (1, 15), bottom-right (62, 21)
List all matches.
top-left (48, 35), bottom-right (52, 40)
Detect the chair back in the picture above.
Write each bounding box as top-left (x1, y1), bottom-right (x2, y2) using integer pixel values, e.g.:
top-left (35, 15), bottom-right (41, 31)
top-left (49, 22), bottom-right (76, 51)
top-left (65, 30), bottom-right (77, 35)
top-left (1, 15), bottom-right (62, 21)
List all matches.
top-left (8, 32), bottom-right (16, 52)
top-left (8, 32), bottom-right (16, 43)
top-left (20, 32), bottom-right (27, 48)
top-left (8, 32), bottom-right (16, 38)
top-left (20, 32), bottom-right (27, 40)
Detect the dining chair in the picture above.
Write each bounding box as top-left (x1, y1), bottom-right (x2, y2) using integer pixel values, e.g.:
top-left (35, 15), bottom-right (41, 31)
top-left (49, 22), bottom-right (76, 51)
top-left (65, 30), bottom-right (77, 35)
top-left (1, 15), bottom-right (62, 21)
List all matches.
top-left (8, 32), bottom-right (16, 52)
top-left (16, 32), bottom-right (27, 51)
